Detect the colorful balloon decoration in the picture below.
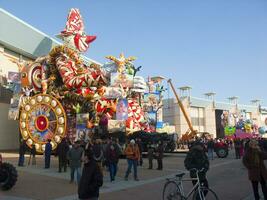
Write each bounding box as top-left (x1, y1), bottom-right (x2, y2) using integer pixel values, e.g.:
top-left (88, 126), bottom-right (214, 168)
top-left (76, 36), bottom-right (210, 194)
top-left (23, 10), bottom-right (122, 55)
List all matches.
top-left (259, 126), bottom-right (267, 135)
top-left (224, 126), bottom-right (236, 136)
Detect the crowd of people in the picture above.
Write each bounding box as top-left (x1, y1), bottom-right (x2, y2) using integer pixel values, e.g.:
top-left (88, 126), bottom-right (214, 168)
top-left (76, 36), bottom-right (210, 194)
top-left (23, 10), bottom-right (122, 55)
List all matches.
top-left (17, 135), bottom-right (267, 200)
top-left (17, 136), bottom-right (166, 200)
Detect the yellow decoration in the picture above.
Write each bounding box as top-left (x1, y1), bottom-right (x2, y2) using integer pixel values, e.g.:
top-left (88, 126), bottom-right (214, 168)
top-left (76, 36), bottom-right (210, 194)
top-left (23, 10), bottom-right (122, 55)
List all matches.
top-left (106, 53), bottom-right (136, 73)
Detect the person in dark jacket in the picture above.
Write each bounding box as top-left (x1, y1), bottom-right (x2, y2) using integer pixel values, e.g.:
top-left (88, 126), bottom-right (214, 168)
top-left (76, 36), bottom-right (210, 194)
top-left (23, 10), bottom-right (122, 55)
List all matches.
top-left (156, 141), bottom-right (164, 170)
top-left (78, 150), bottom-right (103, 200)
top-left (243, 140), bottom-right (267, 200)
top-left (29, 143), bottom-right (36, 165)
top-left (147, 142), bottom-right (154, 169)
top-left (136, 138), bottom-right (143, 166)
top-left (184, 142), bottom-right (209, 194)
top-left (234, 138), bottom-right (241, 159)
top-left (18, 139), bottom-right (27, 167)
top-left (57, 138), bottom-right (69, 173)
top-left (106, 139), bottom-right (121, 181)
top-left (44, 139), bottom-right (52, 169)
top-left (67, 141), bottom-right (84, 184)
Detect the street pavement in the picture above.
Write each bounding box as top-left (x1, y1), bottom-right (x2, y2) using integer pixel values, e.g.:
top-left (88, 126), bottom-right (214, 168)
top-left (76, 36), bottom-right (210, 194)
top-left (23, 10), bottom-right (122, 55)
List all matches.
top-left (0, 150), bottom-right (258, 200)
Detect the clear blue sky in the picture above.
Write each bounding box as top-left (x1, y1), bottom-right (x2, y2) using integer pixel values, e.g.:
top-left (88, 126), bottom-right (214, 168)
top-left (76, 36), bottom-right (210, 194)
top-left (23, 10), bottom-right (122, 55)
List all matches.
top-left (1, 0), bottom-right (267, 105)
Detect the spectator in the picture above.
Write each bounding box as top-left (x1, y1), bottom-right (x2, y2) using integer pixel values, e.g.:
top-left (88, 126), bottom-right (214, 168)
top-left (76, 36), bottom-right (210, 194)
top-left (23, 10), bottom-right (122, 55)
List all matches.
top-left (124, 139), bottom-right (140, 181)
top-left (115, 138), bottom-right (123, 155)
top-left (67, 141), bottom-right (84, 184)
top-left (29, 143), bottom-right (36, 166)
top-left (234, 138), bottom-right (241, 159)
top-left (44, 139), bottom-right (52, 169)
top-left (102, 138), bottom-right (111, 170)
top-left (240, 139), bottom-right (245, 158)
top-left (106, 139), bottom-right (121, 181)
top-left (156, 141), bottom-right (164, 170)
top-left (136, 138), bottom-right (143, 166)
top-left (184, 142), bottom-right (210, 197)
top-left (92, 139), bottom-right (104, 174)
top-left (243, 140), bottom-right (267, 200)
top-left (78, 150), bottom-right (103, 200)
top-left (229, 139), bottom-right (233, 150)
top-left (147, 142), bottom-right (154, 169)
top-left (18, 139), bottom-right (27, 167)
top-left (57, 138), bottom-right (69, 173)
top-left (207, 138), bottom-right (215, 160)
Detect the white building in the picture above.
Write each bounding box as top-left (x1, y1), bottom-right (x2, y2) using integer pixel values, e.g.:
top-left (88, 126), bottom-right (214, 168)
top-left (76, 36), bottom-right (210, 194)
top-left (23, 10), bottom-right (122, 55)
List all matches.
top-left (163, 96), bottom-right (266, 138)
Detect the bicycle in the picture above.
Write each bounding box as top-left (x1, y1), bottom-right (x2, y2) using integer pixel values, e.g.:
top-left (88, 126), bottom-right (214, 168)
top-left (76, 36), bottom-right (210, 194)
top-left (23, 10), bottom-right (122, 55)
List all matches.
top-left (162, 168), bottom-right (218, 200)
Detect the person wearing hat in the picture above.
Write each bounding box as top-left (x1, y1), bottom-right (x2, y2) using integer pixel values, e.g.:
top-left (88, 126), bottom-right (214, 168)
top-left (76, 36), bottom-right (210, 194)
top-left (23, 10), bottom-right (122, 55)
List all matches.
top-left (243, 140), bottom-right (267, 200)
top-left (124, 139), bottom-right (140, 181)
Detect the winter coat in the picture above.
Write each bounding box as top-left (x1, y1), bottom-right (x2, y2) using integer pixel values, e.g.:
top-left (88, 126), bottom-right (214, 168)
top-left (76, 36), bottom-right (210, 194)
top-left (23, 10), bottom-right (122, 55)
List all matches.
top-left (45, 142), bottom-right (52, 156)
top-left (184, 145), bottom-right (209, 181)
top-left (19, 142), bottom-right (27, 155)
top-left (92, 144), bottom-right (104, 162)
top-left (67, 147), bottom-right (84, 168)
top-left (207, 141), bottom-right (214, 149)
top-left (125, 144), bottom-right (140, 160)
top-left (78, 160), bottom-right (103, 199)
top-left (243, 149), bottom-right (267, 181)
top-left (156, 144), bottom-right (164, 159)
top-left (136, 141), bottom-right (143, 154)
top-left (57, 140), bottom-right (69, 159)
top-left (106, 144), bottom-right (121, 164)
top-left (147, 145), bottom-right (154, 160)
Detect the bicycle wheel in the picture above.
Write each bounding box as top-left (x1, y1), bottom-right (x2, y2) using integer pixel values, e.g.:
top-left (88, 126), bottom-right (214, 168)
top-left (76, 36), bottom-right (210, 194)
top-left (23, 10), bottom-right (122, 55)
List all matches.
top-left (193, 187), bottom-right (219, 200)
top-left (162, 181), bottom-right (182, 200)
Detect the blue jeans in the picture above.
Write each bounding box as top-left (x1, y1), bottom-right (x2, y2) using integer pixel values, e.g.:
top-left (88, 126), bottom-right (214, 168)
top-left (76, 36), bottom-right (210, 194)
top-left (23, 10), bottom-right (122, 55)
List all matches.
top-left (125, 159), bottom-right (138, 179)
top-left (109, 163), bottom-right (118, 181)
top-left (208, 148), bottom-right (214, 160)
top-left (18, 154), bottom-right (25, 166)
top-left (70, 167), bottom-right (81, 183)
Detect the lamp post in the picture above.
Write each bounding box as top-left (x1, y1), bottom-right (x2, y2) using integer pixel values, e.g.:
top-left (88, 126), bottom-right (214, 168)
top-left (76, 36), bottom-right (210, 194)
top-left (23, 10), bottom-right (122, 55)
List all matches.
top-left (228, 96), bottom-right (239, 113)
top-left (204, 92), bottom-right (216, 109)
top-left (251, 99), bottom-right (261, 114)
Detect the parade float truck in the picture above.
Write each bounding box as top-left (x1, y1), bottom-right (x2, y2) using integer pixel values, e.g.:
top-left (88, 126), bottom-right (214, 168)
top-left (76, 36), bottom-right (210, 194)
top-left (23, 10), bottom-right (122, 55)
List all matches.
top-left (168, 79), bottom-right (229, 158)
top-left (10, 9), bottom-right (174, 157)
top-left (0, 154), bottom-right (18, 190)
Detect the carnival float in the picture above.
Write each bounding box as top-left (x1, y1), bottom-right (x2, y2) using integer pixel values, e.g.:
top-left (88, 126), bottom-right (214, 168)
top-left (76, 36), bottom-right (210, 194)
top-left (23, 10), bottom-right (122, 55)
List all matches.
top-left (221, 110), bottom-right (267, 138)
top-left (6, 8), bottom-right (170, 153)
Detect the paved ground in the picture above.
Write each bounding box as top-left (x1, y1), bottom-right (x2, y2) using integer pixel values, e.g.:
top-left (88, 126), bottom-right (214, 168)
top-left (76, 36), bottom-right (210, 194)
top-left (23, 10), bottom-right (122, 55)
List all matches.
top-left (0, 150), bottom-right (259, 200)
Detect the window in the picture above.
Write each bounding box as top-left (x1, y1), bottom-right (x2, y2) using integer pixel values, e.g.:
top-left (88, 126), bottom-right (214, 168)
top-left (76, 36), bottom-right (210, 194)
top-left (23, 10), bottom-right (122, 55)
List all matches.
top-left (190, 107), bottom-right (205, 132)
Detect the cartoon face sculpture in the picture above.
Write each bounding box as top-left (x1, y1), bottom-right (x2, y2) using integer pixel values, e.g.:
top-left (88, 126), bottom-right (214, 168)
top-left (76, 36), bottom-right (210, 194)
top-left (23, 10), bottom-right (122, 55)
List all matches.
top-left (59, 8), bottom-right (96, 52)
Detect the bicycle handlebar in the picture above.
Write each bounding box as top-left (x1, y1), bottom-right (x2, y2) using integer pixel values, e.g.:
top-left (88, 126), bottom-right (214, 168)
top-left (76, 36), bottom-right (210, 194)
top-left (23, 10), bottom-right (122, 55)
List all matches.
top-left (189, 168), bottom-right (205, 173)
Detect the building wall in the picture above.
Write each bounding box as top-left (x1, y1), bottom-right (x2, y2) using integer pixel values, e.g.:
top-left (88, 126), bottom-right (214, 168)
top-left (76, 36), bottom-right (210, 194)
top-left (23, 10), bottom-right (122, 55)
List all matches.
top-left (0, 103), bottom-right (20, 150)
top-left (163, 97), bottom-right (263, 139)
top-left (203, 104), bottom-right (216, 138)
top-left (0, 44), bottom-right (31, 150)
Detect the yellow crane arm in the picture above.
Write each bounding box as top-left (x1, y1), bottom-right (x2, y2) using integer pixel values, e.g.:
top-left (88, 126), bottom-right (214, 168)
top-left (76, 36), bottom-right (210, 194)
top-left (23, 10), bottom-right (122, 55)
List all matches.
top-left (167, 79), bottom-right (197, 140)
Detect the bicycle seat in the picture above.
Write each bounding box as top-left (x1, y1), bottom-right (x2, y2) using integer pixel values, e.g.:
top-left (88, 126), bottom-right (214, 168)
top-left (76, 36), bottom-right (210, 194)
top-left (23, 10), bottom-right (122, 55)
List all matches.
top-left (176, 173), bottom-right (185, 178)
